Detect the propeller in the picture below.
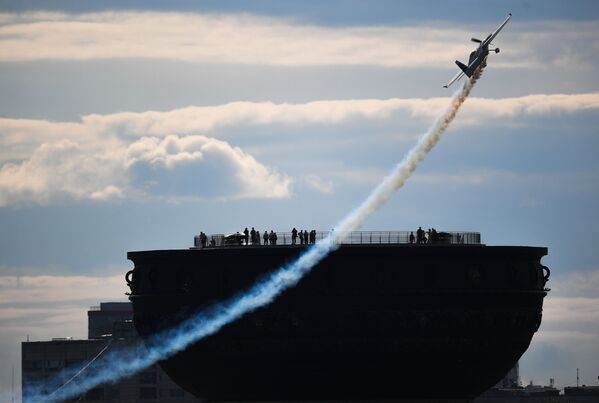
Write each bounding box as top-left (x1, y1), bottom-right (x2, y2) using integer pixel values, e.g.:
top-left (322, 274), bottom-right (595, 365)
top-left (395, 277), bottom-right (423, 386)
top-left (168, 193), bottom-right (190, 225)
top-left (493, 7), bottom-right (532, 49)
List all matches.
top-left (471, 37), bottom-right (482, 43)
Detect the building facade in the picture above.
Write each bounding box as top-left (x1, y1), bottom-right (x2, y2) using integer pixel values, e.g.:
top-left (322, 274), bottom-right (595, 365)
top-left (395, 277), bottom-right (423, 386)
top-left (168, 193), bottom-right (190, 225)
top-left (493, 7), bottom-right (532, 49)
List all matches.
top-left (22, 303), bottom-right (198, 402)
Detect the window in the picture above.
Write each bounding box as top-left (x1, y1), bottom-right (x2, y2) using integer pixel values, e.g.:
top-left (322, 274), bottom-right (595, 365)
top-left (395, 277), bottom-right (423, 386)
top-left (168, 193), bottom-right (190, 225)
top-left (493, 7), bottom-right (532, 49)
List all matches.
top-left (85, 387), bottom-right (105, 400)
top-left (139, 387), bottom-right (157, 400)
top-left (106, 388), bottom-right (120, 399)
top-left (139, 370), bottom-right (157, 384)
top-left (46, 359), bottom-right (63, 369)
top-left (169, 388), bottom-right (185, 398)
top-left (23, 360), bottom-right (44, 370)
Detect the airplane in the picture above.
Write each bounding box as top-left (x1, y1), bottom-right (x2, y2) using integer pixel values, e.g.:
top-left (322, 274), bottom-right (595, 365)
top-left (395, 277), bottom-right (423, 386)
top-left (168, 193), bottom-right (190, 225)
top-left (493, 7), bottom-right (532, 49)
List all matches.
top-left (444, 13), bottom-right (512, 88)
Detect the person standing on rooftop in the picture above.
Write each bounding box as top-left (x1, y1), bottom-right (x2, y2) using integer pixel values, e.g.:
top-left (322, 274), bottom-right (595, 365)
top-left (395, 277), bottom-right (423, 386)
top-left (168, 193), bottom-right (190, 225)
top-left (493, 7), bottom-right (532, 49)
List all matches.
top-left (243, 228), bottom-right (249, 245)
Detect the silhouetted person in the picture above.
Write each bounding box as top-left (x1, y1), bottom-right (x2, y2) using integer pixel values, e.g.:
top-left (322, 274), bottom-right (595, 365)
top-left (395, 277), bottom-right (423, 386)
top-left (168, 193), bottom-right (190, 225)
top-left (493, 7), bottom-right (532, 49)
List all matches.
top-left (431, 228), bottom-right (438, 244)
top-left (409, 232), bottom-right (415, 244)
top-left (310, 230), bottom-right (316, 244)
top-left (416, 227), bottom-right (424, 244)
top-left (298, 230), bottom-right (304, 245)
top-left (243, 228), bottom-right (249, 245)
top-left (303, 230), bottom-right (308, 245)
top-left (263, 230), bottom-right (269, 245)
top-left (250, 227), bottom-right (256, 245)
top-left (292, 227), bottom-right (298, 245)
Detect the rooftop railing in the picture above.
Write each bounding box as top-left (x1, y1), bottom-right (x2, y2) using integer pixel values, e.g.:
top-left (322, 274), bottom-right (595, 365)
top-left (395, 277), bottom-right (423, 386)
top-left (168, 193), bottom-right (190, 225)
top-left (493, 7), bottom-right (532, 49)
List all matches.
top-left (193, 230), bottom-right (481, 248)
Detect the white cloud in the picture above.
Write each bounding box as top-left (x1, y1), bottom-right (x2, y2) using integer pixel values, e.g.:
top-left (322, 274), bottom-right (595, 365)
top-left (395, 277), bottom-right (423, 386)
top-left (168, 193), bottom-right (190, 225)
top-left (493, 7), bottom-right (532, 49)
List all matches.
top-left (0, 133), bottom-right (291, 206)
top-left (0, 273), bottom-right (128, 341)
top-left (80, 93), bottom-right (599, 135)
top-left (124, 135), bottom-right (291, 199)
top-left (0, 139), bottom-right (127, 206)
top-left (5, 92), bottom-right (594, 145)
top-left (542, 297), bottom-right (599, 324)
top-left (79, 100), bottom-right (406, 139)
top-left (0, 274), bottom-right (127, 306)
top-left (1, 92), bottom-right (596, 206)
top-left (0, 12), bottom-right (597, 69)
top-left (549, 269), bottom-right (599, 298)
top-left (519, 270), bottom-right (599, 388)
top-left (302, 174), bottom-right (334, 194)
top-left (0, 273), bottom-right (130, 401)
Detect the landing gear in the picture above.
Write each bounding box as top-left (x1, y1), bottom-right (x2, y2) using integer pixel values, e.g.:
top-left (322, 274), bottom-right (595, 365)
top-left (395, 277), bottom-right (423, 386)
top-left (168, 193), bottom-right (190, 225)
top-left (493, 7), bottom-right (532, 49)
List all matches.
top-left (495, 48), bottom-right (500, 54)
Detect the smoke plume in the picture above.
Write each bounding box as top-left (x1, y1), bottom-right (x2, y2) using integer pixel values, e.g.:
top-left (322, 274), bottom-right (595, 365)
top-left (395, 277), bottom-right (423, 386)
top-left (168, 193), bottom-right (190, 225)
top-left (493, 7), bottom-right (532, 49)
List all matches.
top-left (24, 68), bottom-right (483, 403)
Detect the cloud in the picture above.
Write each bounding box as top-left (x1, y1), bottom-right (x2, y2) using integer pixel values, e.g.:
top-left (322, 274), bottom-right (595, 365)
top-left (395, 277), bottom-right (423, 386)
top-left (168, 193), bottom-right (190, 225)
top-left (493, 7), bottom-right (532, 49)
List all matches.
top-left (4, 92), bottom-right (595, 146)
top-left (302, 174), bottom-right (334, 194)
top-left (0, 133), bottom-right (291, 206)
top-left (0, 273), bottom-right (130, 401)
top-left (79, 100), bottom-right (406, 139)
top-left (542, 297), bottom-right (599, 325)
top-left (0, 12), bottom-right (597, 69)
top-left (0, 274), bottom-right (127, 307)
top-left (74, 93), bottom-right (599, 135)
top-left (1, 92), bottom-right (596, 206)
top-left (0, 274), bottom-right (128, 338)
top-left (0, 139), bottom-right (127, 205)
top-left (519, 270), bottom-right (599, 387)
top-left (549, 269), bottom-right (599, 298)
top-left (124, 135), bottom-right (291, 199)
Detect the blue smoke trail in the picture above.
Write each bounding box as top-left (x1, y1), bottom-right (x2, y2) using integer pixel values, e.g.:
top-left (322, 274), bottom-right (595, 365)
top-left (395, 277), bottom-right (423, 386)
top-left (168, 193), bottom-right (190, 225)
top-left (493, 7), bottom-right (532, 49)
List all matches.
top-left (24, 68), bottom-right (483, 403)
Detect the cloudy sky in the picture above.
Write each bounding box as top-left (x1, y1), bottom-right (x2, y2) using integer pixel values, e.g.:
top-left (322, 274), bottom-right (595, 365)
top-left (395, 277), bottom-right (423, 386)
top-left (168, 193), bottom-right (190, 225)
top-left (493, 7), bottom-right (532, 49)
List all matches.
top-left (1, 0), bottom-right (598, 399)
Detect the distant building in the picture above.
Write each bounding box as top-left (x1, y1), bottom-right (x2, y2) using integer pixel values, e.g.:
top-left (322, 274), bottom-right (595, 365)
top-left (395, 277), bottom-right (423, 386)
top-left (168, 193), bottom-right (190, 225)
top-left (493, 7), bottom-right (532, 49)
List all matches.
top-left (564, 385), bottom-right (599, 397)
top-left (495, 362), bottom-right (520, 388)
top-left (88, 302), bottom-right (132, 339)
top-left (22, 302), bottom-right (198, 402)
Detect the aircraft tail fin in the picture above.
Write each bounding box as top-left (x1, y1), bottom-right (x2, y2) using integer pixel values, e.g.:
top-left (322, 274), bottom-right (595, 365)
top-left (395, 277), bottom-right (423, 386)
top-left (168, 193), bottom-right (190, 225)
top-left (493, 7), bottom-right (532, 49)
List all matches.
top-left (455, 60), bottom-right (472, 77)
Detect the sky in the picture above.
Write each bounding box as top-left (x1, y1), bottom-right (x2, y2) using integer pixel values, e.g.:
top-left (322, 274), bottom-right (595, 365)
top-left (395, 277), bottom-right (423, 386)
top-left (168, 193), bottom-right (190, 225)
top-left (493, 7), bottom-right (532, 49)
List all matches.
top-left (1, 0), bottom-right (598, 399)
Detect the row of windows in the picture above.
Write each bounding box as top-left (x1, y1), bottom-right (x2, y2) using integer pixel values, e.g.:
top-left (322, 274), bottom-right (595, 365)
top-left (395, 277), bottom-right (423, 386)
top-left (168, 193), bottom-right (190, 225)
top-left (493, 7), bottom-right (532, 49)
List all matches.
top-left (23, 357), bottom-right (96, 370)
top-left (26, 387), bottom-right (186, 401)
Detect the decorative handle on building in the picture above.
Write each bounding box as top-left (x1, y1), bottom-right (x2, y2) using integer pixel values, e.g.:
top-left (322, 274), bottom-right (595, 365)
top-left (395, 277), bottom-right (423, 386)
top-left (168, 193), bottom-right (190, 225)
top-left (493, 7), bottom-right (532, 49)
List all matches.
top-left (541, 265), bottom-right (550, 285)
top-left (125, 269), bottom-right (135, 289)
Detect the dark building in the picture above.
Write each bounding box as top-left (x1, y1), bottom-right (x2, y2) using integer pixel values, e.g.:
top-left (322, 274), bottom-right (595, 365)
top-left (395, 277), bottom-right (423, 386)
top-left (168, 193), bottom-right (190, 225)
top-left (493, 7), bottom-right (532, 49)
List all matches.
top-left (494, 363), bottom-right (520, 388)
top-left (21, 303), bottom-right (198, 402)
top-left (127, 230), bottom-right (551, 401)
top-left (564, 385), bottom-right (599, 397)
top-left (88, 302), bottom-right (133, 339)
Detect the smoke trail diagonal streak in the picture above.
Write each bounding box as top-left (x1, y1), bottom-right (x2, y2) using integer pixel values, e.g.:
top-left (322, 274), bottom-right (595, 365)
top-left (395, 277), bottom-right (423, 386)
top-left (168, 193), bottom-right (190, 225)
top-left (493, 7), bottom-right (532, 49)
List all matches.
top-left (26, 67), bottom-right (483, 403)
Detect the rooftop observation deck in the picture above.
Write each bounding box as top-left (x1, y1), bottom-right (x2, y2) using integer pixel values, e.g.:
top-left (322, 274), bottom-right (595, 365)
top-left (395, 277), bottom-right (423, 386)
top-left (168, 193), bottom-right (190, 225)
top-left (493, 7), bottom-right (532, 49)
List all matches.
top-left (193, 230), bottom-right (481, 249)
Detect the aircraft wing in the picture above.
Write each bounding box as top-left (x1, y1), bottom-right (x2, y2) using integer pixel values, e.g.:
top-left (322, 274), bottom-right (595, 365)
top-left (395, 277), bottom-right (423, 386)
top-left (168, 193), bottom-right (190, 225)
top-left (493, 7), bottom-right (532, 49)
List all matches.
top-left (443, 70), bottom-right (465, 88)
top-left (483, 13), bottom-right (512, 46)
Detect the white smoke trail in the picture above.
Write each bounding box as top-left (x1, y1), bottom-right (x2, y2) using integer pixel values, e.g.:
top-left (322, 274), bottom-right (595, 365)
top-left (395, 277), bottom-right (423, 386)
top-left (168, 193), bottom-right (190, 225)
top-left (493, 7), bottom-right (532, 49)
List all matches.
top-left (334, 67), bottom-right (483, 236)
top-left (24, 68), bottom-right (482, 403)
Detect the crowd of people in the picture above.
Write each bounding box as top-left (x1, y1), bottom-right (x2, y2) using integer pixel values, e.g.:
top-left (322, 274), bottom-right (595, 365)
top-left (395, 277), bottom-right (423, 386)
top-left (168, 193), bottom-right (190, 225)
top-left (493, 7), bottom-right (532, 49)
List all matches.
top-left (198, 227), bottom-right (321, 246)
top-left (409, 227), bottom-right (439, 244)
top-left (198, 227), bottom-right (320, 247)
top-left (242, 227), bottom-right (318, 246)
top-left (408, 227), bottom-right (463, 244)
top-left (291, 228), bottom-right (317, 245)
top-left (198, 227), bottom-right (464, 248)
